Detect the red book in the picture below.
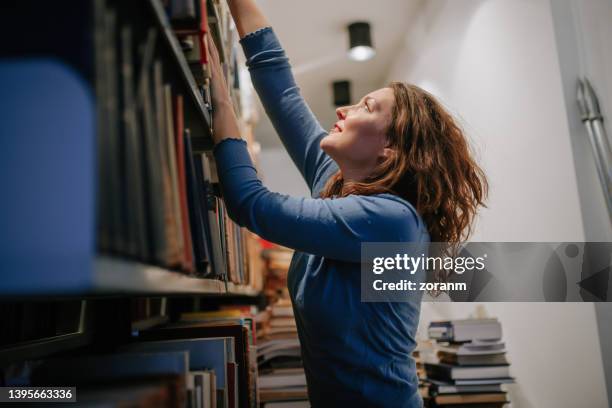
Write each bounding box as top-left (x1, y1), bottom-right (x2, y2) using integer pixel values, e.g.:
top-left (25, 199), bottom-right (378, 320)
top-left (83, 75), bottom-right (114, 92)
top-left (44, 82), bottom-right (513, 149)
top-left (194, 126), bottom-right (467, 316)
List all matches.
top-left (174, 95), bottom-right (195, 273)
top-left (199, 0), bottom-right (209, 65)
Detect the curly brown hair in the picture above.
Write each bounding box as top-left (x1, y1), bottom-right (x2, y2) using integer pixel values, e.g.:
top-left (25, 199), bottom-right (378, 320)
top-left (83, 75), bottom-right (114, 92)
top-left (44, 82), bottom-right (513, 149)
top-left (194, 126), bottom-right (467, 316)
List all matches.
top-left (320, 82), bottom-right (488, 247)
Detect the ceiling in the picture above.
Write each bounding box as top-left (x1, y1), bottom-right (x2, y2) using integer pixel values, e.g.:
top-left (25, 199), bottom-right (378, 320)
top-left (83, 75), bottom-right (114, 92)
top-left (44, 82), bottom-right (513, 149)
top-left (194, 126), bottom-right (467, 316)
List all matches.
top-left (249, 0), bottom-right (425, 148)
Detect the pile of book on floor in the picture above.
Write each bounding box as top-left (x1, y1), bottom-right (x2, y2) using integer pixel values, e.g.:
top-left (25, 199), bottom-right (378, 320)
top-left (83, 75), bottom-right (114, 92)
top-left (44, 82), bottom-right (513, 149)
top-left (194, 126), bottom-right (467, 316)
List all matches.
top-left (260, 245), bottom-right (294, 303)
top-left (256, 299), bottom-right (308, 407)
top-left (6, 304), bottom-right (259, 408)
top-left (423, 318), bottom-right (514, 407)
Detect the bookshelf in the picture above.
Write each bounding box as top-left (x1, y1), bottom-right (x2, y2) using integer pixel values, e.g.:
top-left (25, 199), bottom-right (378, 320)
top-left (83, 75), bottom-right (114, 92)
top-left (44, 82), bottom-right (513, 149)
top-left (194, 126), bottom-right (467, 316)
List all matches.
top-left (0, 0), bottom-right (262, 297)
top-left (1, 1), bottom-right (266, 404)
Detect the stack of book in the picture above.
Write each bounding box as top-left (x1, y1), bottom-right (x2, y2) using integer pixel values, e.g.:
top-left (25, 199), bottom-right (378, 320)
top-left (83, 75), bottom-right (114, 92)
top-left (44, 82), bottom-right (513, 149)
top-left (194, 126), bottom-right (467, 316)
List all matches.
top-left (260, 246), bottom-right (294, 303)
top-left (256, 299), bottom-right (308, 407)
top-left (424, 318), bottom-right (514, 408)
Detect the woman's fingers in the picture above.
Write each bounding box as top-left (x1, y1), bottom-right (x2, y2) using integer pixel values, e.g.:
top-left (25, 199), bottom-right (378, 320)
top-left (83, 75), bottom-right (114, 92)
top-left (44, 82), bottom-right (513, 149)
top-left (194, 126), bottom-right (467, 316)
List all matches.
top-left (206, 34), bottom-right (230, 104)
top-left (207, 34), bottom-right (221, 67)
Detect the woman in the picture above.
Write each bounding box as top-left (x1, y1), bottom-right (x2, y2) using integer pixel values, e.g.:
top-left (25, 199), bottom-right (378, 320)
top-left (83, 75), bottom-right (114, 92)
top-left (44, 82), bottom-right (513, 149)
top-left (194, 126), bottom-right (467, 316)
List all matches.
top-left (207, 1), bottom-right (488, 406)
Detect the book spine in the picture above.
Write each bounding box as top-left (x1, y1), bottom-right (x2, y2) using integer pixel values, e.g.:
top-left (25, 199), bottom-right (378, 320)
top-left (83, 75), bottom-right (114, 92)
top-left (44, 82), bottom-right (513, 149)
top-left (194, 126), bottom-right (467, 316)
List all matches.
top-left (174, 95), bottom-right (195, 273)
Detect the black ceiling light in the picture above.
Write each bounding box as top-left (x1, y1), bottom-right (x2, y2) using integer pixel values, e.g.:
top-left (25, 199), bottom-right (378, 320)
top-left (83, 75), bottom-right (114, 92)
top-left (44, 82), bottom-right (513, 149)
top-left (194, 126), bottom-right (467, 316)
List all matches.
top-left (332, 80), bottom-right (351, 107)
top-left (348, 22), bottom-right (375, 61)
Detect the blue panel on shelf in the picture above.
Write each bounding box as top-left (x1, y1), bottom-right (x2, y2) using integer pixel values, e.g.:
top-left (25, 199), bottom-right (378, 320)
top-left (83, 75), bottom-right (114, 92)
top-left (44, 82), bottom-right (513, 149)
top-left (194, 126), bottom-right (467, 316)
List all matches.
top-left (0, 59), bottom-right (95, 294)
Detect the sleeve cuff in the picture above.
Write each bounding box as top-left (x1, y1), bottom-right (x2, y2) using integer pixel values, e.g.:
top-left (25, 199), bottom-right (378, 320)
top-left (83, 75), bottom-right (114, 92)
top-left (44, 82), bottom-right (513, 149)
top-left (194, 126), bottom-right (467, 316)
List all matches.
top-left (213, 138), bottom-right (255, 175)
top-left (239, 26), bottom-right (281, 61)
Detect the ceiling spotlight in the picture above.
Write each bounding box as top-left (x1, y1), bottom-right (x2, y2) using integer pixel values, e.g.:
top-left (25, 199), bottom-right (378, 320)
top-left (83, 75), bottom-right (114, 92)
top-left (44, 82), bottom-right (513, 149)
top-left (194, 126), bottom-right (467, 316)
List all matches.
top-left (348, 22), bottom-right (375, 61)
top-left (332, 80), bottom-right (351, 107)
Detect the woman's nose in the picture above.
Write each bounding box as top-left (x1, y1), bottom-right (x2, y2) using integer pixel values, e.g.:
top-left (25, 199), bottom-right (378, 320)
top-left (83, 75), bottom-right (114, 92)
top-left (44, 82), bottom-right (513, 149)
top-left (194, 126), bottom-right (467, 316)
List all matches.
top-left (336, 107), bottom-right (347, 120)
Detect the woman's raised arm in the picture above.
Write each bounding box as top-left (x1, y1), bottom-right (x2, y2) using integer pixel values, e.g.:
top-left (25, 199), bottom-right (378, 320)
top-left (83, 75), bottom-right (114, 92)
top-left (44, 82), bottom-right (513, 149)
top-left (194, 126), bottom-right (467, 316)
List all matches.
top-left (225, 0), bottom-right (270, 39)
top-left (224, 1), bottom-right (337, 197)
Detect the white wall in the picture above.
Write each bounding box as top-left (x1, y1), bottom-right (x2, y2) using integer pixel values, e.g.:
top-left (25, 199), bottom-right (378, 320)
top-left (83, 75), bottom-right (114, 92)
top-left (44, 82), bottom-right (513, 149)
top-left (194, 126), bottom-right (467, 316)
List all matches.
top-left (386, 0), bottom-right (585, 242)
top-left (385, 0), bottom-right (608, 406)
top-left (258, 148), bottom-right (310, 198)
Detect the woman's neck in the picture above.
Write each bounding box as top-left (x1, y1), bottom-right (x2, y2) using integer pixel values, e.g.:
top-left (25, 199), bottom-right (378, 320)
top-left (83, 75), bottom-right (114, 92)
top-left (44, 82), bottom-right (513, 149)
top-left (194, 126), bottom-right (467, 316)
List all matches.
top-left (339, 163), bottom-right (375, 185)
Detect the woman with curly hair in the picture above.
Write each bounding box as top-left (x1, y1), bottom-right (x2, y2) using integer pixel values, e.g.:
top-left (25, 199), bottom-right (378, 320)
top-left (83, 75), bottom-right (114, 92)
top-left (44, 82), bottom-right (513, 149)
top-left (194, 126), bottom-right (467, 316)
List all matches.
top-left (206, 1), bottom-right (488, 406)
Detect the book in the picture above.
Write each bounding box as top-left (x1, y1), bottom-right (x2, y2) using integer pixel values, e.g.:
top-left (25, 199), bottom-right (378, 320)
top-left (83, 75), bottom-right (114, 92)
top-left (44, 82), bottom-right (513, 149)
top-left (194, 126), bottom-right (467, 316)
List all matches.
top-left (173, 94), bottom-right (196, 272)
top-left (438, 351), bottom-right (508, 366)
top-left (69, 381), bottom-right (177, 407)
top-left (269, 318), bottom-right (296, 328)
top-left (170, 0), bottom-right (198, 23)
top-left (259, 386), bottom-right (308, 403)
top-left (424, 363), bottom-right (510, 381)
top-left (184, 128), bottom-right (212, 274)
top-left (434, 392), bottom-right (508, 405)
top-left (427, 379), bottom-right (504, 395)
top-left (262, 402), bottom-right (310, 408)
top-left (429, 319), bottom-right (502, 342)
top-left (32, 351), bottom-right (190, 402)
top-left (139, 322), bottom-right (254, 408)
top-left (154, 60), bottom-right (182, 268)
top-left (163, 84), bottom-right (187, 267)
top-left (437, 340), bottom-right (506, 355)
top-left (199, 153), bottom-right (227, 278)
top-left (122, 337), bottom-right (233, 408)
top-left (102, 8), bottom-right (123, 254)
top-left (258, 369), bottom-right (307, 389)
top-left (138, 33), bottom-right (170, 265)
top-left (119, 25), bottom-right (149, 259)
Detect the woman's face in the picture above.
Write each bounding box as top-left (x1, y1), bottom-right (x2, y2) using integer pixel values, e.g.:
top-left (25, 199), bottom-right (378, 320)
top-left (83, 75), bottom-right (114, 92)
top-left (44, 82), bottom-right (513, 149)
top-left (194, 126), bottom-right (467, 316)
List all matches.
top-left (320, 87), bottom-right (395, 174)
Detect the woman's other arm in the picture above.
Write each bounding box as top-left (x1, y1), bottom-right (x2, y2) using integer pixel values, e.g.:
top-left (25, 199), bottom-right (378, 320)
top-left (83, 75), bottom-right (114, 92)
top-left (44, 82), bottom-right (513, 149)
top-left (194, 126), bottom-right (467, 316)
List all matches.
top-left (224, 1), bottom-right (336, 196)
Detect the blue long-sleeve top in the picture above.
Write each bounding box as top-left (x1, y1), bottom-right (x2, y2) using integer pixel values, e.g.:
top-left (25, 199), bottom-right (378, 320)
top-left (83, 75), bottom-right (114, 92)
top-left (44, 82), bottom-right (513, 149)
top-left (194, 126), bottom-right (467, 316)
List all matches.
top-left (213, 27), bottom-right (429, 408)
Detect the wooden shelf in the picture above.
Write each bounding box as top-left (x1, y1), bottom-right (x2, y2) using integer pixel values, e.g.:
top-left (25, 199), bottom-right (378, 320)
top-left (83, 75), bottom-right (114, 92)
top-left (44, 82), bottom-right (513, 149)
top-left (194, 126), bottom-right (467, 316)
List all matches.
top-left (94, 256), bottom-right (226, 295)
top-left (0, 332), bottom-right (92, 368)
top-left (226, 282), bottom-right (260, 296)
top-left (94, 256), bottom-right (261, 297)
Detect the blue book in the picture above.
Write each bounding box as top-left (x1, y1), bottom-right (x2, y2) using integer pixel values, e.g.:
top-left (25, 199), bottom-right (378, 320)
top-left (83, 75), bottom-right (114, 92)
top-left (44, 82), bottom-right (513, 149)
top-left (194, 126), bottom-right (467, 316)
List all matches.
top-left (32, 351), bottom-right (189, 385)
top-left (122, 337), bottom-right (235, 408)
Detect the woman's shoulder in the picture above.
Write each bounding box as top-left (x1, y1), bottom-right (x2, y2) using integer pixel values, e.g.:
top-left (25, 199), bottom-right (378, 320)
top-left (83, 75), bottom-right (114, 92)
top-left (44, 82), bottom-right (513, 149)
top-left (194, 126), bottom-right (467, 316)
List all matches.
top-left (338, 193), bottom-right (429, 241)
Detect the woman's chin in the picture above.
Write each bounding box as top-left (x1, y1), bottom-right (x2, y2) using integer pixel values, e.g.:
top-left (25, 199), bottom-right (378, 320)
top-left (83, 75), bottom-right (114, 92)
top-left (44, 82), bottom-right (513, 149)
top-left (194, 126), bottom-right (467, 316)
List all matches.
top-left (320, 132), bottom-right (340, 154)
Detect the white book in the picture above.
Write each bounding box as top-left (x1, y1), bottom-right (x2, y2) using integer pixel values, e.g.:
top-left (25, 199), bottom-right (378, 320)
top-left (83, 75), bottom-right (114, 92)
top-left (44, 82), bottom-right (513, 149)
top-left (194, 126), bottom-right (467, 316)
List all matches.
top-left (259, 372), bottom-right (307, 389)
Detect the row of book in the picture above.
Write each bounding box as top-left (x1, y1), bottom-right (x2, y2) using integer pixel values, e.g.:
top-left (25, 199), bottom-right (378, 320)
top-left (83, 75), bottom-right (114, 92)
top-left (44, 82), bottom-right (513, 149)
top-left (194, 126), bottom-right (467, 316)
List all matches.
top-left (420, 318), bottom-right (514, 408)
top-left (95, 0), bottom-right (259, 286)
top-left (6, 305), bottom-right (259, 408)
top-left (167, 0), bottom-right (245, 121)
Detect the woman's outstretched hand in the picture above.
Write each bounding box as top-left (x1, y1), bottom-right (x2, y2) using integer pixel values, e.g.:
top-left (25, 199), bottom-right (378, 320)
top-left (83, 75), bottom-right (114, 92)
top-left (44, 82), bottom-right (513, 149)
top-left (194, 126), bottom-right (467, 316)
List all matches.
top-left (206, 34), bottom-right (241, 144)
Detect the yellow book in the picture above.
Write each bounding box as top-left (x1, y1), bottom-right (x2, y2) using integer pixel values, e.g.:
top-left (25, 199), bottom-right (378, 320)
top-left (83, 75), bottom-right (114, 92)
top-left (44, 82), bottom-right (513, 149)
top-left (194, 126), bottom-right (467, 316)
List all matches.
top-left (181, 309), bottom-right (244, 321)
